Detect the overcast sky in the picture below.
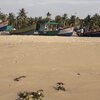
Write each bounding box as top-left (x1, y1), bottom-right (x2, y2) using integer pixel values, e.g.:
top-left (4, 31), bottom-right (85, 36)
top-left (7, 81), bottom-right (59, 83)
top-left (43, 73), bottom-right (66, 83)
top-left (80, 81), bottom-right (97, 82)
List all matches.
top-left (0, 0), bottom-right (100, 18)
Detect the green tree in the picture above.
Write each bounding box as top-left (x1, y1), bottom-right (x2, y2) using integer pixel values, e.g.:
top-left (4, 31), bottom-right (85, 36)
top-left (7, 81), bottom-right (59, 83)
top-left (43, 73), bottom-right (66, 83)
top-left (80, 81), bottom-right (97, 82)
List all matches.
top-left (91, 13), bottom-right (100, 31)
top-left (62, 13), bottom-right (69, 27)
top-left (8, 13), bottom-right (15, 26)
top-left (75, 17), bottom-right (81, 27)
top-left (83, 15), bottom-right (91, 30)
top-left (55, 15), bottom-right (63, 27)
top-left (16, 8), bottom-right (28, 29)
top-left (28, 17), bottom-right (35, 26)
top-left (0, 10), bottom-right (7, 21)
top-left (69, 15), bottom-right (76, 27)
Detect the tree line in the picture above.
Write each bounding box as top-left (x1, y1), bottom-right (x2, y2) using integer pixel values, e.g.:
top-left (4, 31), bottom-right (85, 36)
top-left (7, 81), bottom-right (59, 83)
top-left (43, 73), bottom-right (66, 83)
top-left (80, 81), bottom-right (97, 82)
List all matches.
top-left (0, 8), bottom-right (100, 31)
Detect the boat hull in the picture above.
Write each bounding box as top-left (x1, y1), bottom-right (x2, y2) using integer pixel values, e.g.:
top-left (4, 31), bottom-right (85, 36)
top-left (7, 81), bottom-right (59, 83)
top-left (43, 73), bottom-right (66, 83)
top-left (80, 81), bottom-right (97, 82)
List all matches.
top-left (77, 31), bottom-right (100, 37)
top-left (58, 32), bottom-right (73, 36)
top-left (39, 31), bottom-right (59, 36)
top-left (0, 20), bottom-right (8, 31)
top-left (10, 30), bottom-right (34, 35)
top-left (0, 26), bottom-right (7, 31)
top-left (10, 25), bottom-right (36, 35)
top-left (58, 27), bottom-right (73, 36)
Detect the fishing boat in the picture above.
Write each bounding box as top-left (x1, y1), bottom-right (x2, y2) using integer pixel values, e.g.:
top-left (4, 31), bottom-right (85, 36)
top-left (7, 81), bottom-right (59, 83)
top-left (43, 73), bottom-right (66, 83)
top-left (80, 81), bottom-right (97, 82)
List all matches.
top-left (77, 31), bottom-right (100, 37)
top-left (10, 24), bottom-right (36, 35)
top-left (38, 21), bottom-right (59, 36)
top-left (39, 30), bottom-right (59, 36)
top-left (0, 20), bottom-right (9, 31)
top-left (58, 27), bottom-right (74, 36)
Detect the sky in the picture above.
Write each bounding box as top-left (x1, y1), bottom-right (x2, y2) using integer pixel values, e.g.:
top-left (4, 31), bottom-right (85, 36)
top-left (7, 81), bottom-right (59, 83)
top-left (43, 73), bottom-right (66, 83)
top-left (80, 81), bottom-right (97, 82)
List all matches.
top-left (0, 0), bottom-right (100, 19)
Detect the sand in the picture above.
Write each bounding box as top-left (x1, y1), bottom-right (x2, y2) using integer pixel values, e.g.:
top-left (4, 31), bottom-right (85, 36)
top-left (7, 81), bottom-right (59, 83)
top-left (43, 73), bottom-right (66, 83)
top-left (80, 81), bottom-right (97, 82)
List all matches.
top-left (0, 36), bottom-right (100, 100)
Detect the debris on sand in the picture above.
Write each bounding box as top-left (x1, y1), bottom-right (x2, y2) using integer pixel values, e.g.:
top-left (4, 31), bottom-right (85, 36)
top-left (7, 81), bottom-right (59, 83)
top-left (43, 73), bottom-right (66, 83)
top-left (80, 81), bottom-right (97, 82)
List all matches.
top-left (77, 73), bottom-right (80, 75)
top-left (17, 89), bottom-right (44, 100)
top-left (54, 82), bottom-right (66, 91)
top-left (14, 76), bottom-right (26, 82)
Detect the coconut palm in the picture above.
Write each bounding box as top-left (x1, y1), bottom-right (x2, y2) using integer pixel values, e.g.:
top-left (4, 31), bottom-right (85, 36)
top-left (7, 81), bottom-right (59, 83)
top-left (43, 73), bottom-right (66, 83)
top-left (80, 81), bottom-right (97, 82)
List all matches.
top-left (69, 15), bottom-right (76, 27)
top-left (75, 17), bottom-right (81, 27)
top-left (91, 13), bottom-right (100, 31)
top-left (7, 13), bottom-right (15, 26)
top-left (55, 15), bottom-right (63, 27)
top-left (62, 13), bottom-right (69, 27)
top-left (0, 10), bottom-right (7, 21)
top-left (83, 15), bottom-right (91, 31)
top-left (28, 17), bottom-right (35, 26)
top-left (16, 8), bottom-right (28, 29)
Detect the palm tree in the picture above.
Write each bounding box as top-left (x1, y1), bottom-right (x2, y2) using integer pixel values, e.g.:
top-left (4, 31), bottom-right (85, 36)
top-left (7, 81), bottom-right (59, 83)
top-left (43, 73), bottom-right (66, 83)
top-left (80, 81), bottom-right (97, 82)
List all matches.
top-left (8, 13), bottom-right (15, 26)
top-left (62, 13), bottom-right (69, 27)
top-left (75, 17), bottom-right (81, 27)
top-left (91, 13), bottom-right (100, 31)
top-left (16, 8), bottom-right (28, 29)
top-left (69, 15), bottom-right (76, 27)
top-left (0, 10), bottom-right (7, 21)
top-left (55, 15), bottom-right (63, 27)
top-left (28, 17), bottom-right (35, 26)
top-left (83, 15), bottom-right (91, 31)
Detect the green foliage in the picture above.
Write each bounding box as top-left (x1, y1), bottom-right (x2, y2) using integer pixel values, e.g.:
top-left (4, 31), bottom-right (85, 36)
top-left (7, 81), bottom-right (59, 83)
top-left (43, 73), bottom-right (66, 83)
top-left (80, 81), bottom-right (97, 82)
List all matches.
top-left (28, 17), bottom-right (35, 26)
top-left (62, 14), bottom-right (69, 27)
top-left (55, 15), bottom-right (63, 27)
top-left (8, 13), bottom-right (15, 26)
top-left (69, 15), bottom-right (76, 27)
top-left (0, 10), bottom-right (7, 21)
top-left (16, 8), bottom-right (28, 29)
top-left (1, 8), bottom-right (100, 31)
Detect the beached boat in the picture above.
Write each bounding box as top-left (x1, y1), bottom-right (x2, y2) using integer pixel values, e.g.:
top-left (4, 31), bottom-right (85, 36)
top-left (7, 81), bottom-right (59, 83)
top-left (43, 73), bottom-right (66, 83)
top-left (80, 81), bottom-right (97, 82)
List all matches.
top-left (10, 24), bottom-right (36, 35)
top-left (58, 27), bottom-right (74, 36)
top-left (38, 21), bottom-right (59, 36)
top-left (39, 30), bottom-right (59, 36)
top-left (77, 31), bottom-right (100, 37)
top-left (0, 20), bottom-right (9, 31)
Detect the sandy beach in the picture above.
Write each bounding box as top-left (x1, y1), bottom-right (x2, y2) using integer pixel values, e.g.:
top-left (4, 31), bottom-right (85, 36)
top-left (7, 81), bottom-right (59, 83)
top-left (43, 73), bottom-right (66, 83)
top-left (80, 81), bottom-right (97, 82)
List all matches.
top-left (0, 36), bottom-right (100, 100)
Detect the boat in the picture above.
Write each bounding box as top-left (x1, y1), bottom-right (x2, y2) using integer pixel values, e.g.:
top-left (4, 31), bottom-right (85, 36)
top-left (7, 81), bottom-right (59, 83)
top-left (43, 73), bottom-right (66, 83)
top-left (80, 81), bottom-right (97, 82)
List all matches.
top-left (39, 30), bottom-right (59, 36)
top-left (38, 21), bottom-right (59, 36)
top-left (0, 20), bottom-right (9, 31)
top-left (10, 24), bottom-right (36, 35)
top-left (77, 31), bottom-right (100, 37)
top-left (58, 27), bottom-right (74, 36)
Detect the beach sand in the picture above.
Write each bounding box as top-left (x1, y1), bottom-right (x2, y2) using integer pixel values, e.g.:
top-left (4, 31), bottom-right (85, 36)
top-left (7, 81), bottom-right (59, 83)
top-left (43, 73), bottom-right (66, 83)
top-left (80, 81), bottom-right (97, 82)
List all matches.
top-left (0, 36), bottom-right (100, 100)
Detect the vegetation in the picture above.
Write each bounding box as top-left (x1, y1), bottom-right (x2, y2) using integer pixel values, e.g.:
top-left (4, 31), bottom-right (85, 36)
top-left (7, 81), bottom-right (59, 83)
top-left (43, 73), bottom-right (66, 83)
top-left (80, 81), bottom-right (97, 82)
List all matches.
top-left (0, 8), bottom-right (100, 31)
top-left (7, 13), bottom-right (15, 26)
top-left (0, 11), bottom-right (7, 22)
